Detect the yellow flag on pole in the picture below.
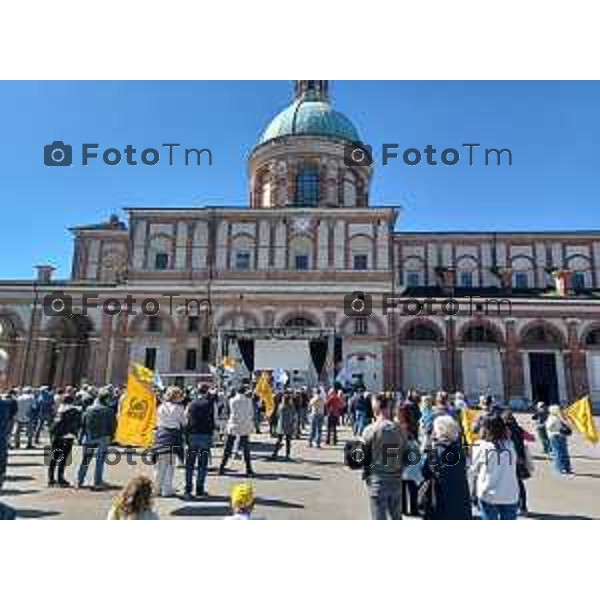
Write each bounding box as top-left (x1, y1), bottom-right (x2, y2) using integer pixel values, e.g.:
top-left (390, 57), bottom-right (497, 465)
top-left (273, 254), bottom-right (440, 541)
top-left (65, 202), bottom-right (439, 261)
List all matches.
top-left (114, 363), bottom-right (157, 448)
top-left (461, 408), bottom-right (480, 446)
top-left (222, 356), bottom-right (236, 371)
top-left (564, 396), bottom-right (599, 444)
top-left (255, 371), bottom-right (275, 417)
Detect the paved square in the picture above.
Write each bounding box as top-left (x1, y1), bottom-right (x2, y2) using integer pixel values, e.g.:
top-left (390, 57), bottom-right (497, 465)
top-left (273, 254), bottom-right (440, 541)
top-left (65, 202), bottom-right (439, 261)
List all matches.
top-left (2, 418), bottom-right (600, 519)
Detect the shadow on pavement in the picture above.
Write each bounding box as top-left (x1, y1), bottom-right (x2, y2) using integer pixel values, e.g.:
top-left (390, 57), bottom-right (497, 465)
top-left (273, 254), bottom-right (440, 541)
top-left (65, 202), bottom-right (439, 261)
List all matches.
top-left (16, 508), bottom-right (61, 519)
top-left (170, 494), bottom-right (304, 517)
top-left (301, 458), bottom-right (342, 467)
top-left (170, 504), bottom-right (231, 518)
top-left (7, 462), bottom-right (44, 468)
top-left (573, 472), bottom-right (600, 479)
top-left (528, 512), bottom-right (592, 520)
top-left (4, 474), bottom-right (35, 482)
top-left (0, 488), bottom-right (40, 497)
top-left (255, 497), bottom-right (304, 509)
top-left (254, 472), bottom-right (320, 482)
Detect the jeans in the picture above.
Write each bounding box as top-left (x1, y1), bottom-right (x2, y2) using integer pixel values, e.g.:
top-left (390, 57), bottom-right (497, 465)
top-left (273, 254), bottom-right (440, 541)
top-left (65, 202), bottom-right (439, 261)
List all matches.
top-left (368, 485), bottom-right (403, 520)
top-left (0, 438), bottom-right (7, 489)
top-left (77, 436), bottom-right (110, 487)
top-left (185, 433), bottom-right (213, 495)
top-left (402, 480), bottom-right (419, 516)
top-left (34, 415), bottom-right (54, 444)
top-left (309, 414), bottom-right (324, 447)
top-left (518, 478), bottom-right (528, 512)
top-left (13, 420), bottom-right (34, 448)
top-left (326, 415), bottom-right (339, 445)
top-left (355, 412), bottom-right (368, 436)
top-left (220, 434), bottom-right (253, 474)
top-left (48, 437), bottom-right (74, 484)
top-left (550, 434), bottom-right (572, 474)
top-left (536, 425), bottom-right (552, 455)
top-left (155, 453), bottom-right (177, 496)
top-left (479, 500), bottom-right (519, 520)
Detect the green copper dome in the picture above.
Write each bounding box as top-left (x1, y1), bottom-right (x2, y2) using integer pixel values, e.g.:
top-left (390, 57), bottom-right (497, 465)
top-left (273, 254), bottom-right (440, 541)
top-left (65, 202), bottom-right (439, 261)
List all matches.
top-left (259, 83), bottom-right (360, 144)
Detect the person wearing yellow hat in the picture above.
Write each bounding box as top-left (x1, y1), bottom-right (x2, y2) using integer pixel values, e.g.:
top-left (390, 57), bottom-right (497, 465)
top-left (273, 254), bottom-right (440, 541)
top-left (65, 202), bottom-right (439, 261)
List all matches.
top-left (225, 483), bottom-right (263, 520)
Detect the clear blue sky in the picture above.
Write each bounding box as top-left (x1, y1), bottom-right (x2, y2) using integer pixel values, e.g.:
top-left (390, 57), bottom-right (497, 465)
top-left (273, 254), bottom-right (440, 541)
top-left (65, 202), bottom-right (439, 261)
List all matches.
top-left (0, 80), bottom-right (598, 279)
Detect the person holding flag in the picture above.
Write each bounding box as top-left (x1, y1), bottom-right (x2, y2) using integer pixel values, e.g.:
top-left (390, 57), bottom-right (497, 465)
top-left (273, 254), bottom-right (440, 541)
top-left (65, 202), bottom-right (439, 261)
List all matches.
top-left (115, 363), bottom-right (158, 449)
top-left (545, 405), bottom-right (573, 475)
top-left (254, 371), bottom-right (275, 418)
top-left (564, 395), bottom-right (598, 445)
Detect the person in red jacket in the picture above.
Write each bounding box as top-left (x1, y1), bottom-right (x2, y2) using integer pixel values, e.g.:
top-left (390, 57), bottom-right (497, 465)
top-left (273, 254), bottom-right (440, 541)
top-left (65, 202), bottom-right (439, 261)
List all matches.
top-left (325, 387), bottom-right (345, 445)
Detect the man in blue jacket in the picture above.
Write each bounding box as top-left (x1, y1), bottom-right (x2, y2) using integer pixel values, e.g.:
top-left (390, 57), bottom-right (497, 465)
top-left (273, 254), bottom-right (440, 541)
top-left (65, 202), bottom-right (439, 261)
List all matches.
top-left (76, 390), bottom-right (116, 490)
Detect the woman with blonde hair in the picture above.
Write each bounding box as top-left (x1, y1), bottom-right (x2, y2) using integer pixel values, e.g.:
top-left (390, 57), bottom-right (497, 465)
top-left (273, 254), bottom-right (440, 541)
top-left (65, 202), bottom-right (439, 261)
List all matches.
top-left (107, 475), bottom-right (159, 520)
top-left (153, 386), bottom-right (186, 497)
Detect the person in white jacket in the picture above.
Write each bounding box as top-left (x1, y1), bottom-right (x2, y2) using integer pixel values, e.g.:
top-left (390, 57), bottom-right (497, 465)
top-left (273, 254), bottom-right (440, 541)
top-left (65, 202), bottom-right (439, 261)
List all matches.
top-left (470, 415), bottom-right (519, 520)
top-left (218, 387), bottom-right (255, 476)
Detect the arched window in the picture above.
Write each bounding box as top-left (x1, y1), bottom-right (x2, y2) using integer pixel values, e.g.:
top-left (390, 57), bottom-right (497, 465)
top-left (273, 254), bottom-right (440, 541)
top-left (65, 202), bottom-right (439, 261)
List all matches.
top-left (284, 316), bottom-right (316, 328)
top-left (521, 324), bottom-right (562, 346)
top-left (404, 322), bottom-right (442, 343)
top-left (585, 329), bottom-right (600, 346)
top-left (295, 167), bottom-right (320, 206)
top-left (462, 325), bottom-right (499, 344)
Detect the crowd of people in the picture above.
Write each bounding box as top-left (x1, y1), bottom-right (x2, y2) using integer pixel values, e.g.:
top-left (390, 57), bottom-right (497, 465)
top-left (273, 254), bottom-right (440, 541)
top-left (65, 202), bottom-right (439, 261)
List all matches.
top-left (351, 389), bottom-right (576, 520)
top-left (0, 377), bottom-right (580, 520)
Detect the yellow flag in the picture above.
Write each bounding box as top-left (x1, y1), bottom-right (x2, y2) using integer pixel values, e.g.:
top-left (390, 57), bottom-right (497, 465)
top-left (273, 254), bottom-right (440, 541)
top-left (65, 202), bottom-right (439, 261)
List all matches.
top-left (564, 396), bottom-right (599, 444)
top-left (461, 408), bottom-right (480, 446)
top-left (255, 371), bottom-right (275, 417)
top-left (222, 356), bottom-right (236, 371)
top-left (114, 363), bottom-right (157, 448)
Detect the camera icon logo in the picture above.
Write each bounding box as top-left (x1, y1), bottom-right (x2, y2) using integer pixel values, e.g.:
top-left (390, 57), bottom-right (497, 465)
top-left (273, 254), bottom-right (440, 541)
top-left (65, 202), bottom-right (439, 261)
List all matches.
top-left (44, 141), bottom-right (73, 167)
top-left (344, 141), bottom-right (373, 168)
top-left (344, 440), bottom-right (371, 470)
top-left (43, 291), bottom-right (73, 317)
top-left (344, 291), bottom-right (373, 318)
top-left (43, 445), bottom-right (73, 468)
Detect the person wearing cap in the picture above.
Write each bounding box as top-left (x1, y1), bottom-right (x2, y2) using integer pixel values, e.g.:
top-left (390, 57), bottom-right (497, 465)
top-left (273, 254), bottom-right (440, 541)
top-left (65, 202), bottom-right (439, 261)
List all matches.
top-left (225, 483), bottom-right (263, 520)
top-left (153, 386), bottom-right (186, 497)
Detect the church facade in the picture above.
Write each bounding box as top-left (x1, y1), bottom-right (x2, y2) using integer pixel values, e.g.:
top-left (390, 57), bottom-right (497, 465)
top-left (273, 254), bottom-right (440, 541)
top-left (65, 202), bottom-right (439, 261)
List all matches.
top-left (1, 80), bottom-right (600, 407)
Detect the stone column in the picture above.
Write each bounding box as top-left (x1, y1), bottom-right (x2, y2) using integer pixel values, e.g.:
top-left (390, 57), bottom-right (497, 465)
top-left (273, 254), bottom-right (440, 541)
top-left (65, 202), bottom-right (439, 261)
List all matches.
top-left (503, 318), bottom-right (524, 401)
top-left (442, 318), bottom-right (457, 391)
top-left (566, 319), bottom-right (586, 399)
top-left (7, 339), bottom-right (26, 388)
top-left (21, 306), bottom-right (43, 385)
top-left (170, 311), bottom-right (188, 373)
top-left (32, 338), bottom-right (52, 386)
top-left (109, 313), bottom-right (130, 385)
